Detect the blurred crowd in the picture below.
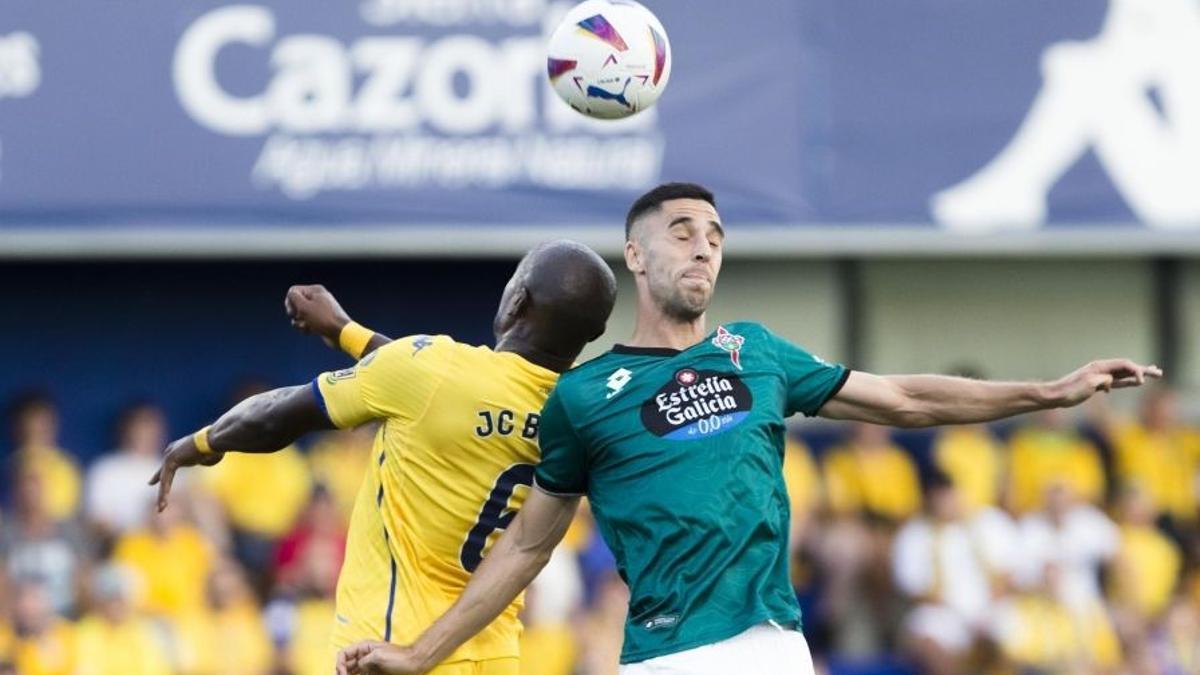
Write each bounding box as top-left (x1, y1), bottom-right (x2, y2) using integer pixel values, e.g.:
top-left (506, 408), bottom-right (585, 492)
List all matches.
top-left (0, 380), bottom-right (1197, 675)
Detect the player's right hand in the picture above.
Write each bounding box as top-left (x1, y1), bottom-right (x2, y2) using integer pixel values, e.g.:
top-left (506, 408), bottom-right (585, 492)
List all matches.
top-left (148, 435), bottom-right (224, 512)
top-left (337, 641), bottom-right (427, 675)
top-left (285, 284), bottom-right (352, 348)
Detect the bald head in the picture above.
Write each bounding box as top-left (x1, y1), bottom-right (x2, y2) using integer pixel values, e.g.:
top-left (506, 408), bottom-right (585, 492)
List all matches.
top-left (494, 240), bottom-right (617, 367)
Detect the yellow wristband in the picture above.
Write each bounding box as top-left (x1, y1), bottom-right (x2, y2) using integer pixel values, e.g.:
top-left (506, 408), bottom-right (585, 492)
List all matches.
top-left (192, 426), bottom-right (214, 455)
top-left (338, 321), bottom-right (374, 359)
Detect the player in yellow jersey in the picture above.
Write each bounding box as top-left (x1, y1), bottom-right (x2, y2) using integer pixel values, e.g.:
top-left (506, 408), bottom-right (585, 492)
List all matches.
top-left (150, 240), bottom-right (617, 674)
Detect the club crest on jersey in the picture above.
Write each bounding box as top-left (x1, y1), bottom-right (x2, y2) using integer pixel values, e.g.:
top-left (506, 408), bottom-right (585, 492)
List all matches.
top-left (326, 367), bottom-right (356, 383)
top-left (711, 326), bottom-right (745, 370)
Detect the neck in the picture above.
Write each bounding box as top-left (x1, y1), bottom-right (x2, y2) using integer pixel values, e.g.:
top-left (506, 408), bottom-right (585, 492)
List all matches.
top-left (626, 300), bottom-right (708, 351)
top-left (495, 331), bottom-right (577, 373)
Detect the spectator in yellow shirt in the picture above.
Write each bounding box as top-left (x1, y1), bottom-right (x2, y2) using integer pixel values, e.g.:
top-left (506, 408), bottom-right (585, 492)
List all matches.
top-left (819, 423), bottom-right (921, 655)
top-left (1102, 387), bottom-right (1200, 524)
top-left (1007, 408), bottom-right (1106, 514)
top-left (782, 435), bottom-right (822, 527)
top-left (1110, 486), bottom-right (1181, 621)
top-left (203, 381), bottom-right (314, 591)
top-left (0, 624), bottom-right (11, 667)
top-left (73, 565), bottom-right (171, 675)
top-left (823, 422), bottom-right (921, 522)
top-left (204, 441), bottom-right (313, 541)
top-left (10, 582), bottom-right (75, 675)
top-left (112, 503), bottom-right (213, 619)
top-left (991, 586), bottom-right (1121, 673)
top-left (6, 392), bottom-right (80, 522)
top-left (265, 541), bottom-right (341, 675)
top-left (782, 436), bottom-right (822, 591)
top-left (931, 365), bottom-right (1005, 514)
top-left (172, 559), bottom-right (273, 675)
top-left (307, 426), bottom-right (375, 522)
top-left (933, 424), bottom-right (1005, 514)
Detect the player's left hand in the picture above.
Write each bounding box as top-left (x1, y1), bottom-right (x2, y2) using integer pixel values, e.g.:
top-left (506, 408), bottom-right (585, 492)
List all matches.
top-left (148, 435), bottom-right (224, 512)
top-left (337, 641), bottom-right (427, 675)
top-left (285, 284), bottom-right (352, 348)
top-left (1051, 359), bottom-right (1163, 407)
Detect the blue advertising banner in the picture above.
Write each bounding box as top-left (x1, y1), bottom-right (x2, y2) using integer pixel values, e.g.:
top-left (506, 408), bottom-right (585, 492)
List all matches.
top-left (1, 0), bottom-right (1197, 254)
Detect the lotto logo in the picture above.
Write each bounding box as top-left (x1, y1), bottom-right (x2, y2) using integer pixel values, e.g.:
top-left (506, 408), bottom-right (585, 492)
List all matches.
top-left (606, 368), bottom-right (633, 399)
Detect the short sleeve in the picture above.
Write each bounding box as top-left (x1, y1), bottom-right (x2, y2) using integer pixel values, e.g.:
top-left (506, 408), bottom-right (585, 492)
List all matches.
top-left (534, 390), bottom-right (589, 496)
top-left (767, 329), bottom-right (849, 417)
top-left (314, 335), bottom-right (449, 429)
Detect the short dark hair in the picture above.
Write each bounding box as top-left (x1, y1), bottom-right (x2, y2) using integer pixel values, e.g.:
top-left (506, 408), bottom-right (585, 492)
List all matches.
top-left (7, 390), bottom-right (55, 426)
top-left (625, 182), bottom-right (716, 240)
top-left (922, 467), bottom-right (956, 493)
top-left (113, 400), bottom-right (162, 443)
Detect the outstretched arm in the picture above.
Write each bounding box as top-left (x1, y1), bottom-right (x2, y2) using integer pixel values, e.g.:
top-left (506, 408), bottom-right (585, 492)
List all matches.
top-left (286, 284), bottom-right (392, 357)
top-left (820, 359), bottom-right (1161, 428)
top-left (152, 285), bottom-right (396, 511)
top-left (337, 488), bottom-right (581, 675)
top-left (150, 384), bottom-right (334, 511)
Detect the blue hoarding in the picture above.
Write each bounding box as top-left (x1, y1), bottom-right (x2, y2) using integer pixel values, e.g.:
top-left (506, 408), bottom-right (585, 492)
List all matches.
top-left (1, 0), bottom-right (1197, 251)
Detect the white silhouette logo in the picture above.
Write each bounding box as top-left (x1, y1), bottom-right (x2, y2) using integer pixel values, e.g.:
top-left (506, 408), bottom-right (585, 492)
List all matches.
top-left (606, 367), bottom-right (633, 399)
top-left (932, 0), bottom-right (1200, 231)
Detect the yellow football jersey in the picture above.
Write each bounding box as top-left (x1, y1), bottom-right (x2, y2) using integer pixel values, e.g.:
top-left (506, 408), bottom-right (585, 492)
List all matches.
top-left (316, 335), bottom-right (558, 666)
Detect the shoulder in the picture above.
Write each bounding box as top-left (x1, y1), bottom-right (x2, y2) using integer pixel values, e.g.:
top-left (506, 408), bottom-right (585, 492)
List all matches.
top-left (715, 321), bottom-right (773, 342)
top-left (544, 352), bottom-right (624, 413)
top-left (728, 322), bottom-right (829, 362)
top-left (366, 334), bottom-right (457, 368)
top-left (558, 351), bottom-right (621, 386)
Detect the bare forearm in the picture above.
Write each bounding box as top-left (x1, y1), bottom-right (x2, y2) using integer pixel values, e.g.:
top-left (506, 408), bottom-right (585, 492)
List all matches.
top-left (824, 361), bottom-right (1160, 429)
top-left (208, 386), bottom-right (331, 452)
top-left (888, 374), bottom-right (1054, 427)
top-left (415, 529), bottom-right (548, 666)
top-left (410, 494), bottom-right (577, 668)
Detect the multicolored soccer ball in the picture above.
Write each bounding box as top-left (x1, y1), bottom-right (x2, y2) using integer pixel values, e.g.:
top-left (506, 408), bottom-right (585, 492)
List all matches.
top-left (546, 0), bottom-right (672, 119)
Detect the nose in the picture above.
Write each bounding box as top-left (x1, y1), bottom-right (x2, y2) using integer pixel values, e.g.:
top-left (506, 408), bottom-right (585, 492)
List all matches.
top-left (691, 238), bottom-right (712, 262)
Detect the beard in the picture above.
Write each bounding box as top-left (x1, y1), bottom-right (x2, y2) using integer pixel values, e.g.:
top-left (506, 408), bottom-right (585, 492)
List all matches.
top-left (652, 278), bottom-right (711, 321)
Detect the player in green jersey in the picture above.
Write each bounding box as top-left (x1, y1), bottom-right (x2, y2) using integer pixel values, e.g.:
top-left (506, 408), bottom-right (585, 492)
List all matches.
top-left (337, 183), bottom-right (1162, 675)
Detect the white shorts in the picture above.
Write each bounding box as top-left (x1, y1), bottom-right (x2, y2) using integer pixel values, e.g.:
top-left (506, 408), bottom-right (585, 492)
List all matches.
top-left (619, 623), bottom-right (816, 675)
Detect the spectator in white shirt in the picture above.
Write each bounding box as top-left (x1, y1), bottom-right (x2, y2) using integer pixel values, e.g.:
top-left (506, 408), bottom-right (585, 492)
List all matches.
top-left (1015, 481), bottom-right (1120, 611)
top-left (85, 402), bottom-right (168, 537)
top-left (893, 470), bottom-right (1019, 674)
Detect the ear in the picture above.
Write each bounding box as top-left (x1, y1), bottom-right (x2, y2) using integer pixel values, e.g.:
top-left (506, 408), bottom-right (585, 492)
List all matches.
top-left (624, 239), bottom-right (644, 274)
top-left (507, 284), bottom-right (530, 320)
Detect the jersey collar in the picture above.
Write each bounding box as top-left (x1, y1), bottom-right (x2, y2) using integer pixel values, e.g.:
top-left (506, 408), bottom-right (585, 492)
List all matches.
top-left (610, 344), bottom-right (683, 357)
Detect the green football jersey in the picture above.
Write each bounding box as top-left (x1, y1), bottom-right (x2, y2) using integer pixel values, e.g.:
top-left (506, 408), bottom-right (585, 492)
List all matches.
top-left (534, 322), bottom-right (848, 664)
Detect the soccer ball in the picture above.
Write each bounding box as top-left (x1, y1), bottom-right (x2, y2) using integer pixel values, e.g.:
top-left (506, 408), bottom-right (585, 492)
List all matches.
top-left (546, 0), bottom-right (672, 119)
